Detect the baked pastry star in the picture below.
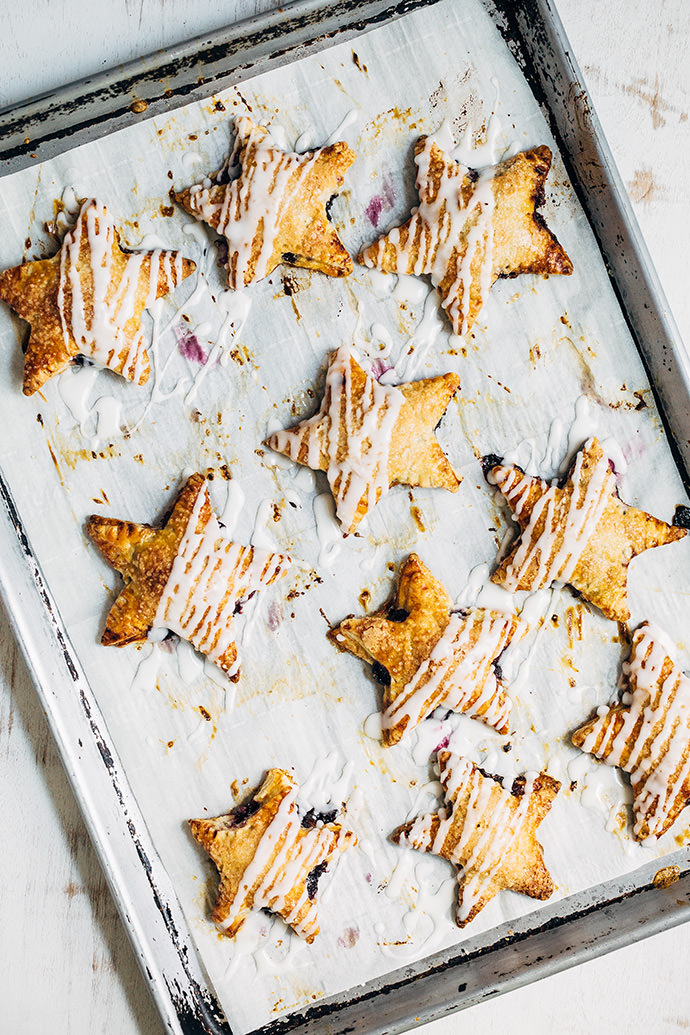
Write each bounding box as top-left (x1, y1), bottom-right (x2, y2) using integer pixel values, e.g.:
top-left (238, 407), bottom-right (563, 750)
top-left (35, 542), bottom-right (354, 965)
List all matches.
top-left (267, 346), bottom-right (460, 533)
top-left (175, 115), bottom-right (355, 289)
top-left (359, 137), bottom-right (572, 336)
top-left (86, 473), bottom-right (290, 675)
top-left (392, 752), bottom-right (559, 927)
top-left (189, 768), bottom-right (357, 941)
top-left (490, 437), bottom-right (686, 622)
top-left (330, 554), bottom-right (522, 744)
top-left (0, 198), bottom-right (196, 395)
top-left (572, 622), bottom-right (690, 840)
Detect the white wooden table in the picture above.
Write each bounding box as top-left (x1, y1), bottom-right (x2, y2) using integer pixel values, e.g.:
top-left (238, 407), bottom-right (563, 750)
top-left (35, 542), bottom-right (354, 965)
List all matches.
top-left (1, 2), bottom-right (689, 1032)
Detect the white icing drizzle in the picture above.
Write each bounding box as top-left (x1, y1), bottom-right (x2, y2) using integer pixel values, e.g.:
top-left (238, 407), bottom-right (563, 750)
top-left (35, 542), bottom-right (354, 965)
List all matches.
top-left (130, 643), bottom-right (163, 695)
top-left (313, 492), bottom-right (343, 568)
top-left (362, 711), bottom-right (382, 741)
top-left (495, 437), bottom-right (614, 592)
top-left (184, 117), bottom-right (330, 289)
top-left (324, 109), bottom-right (359, 146)
top-left (91, 394), bottom-right (123, 445)
top-left (393, 273), bottom-right (430, 307)
top-left (218, 775), bottom-right (353, 941)
top-left (218, 479), bottom-right (245, 537)
top-left (363, 129), bottom-right (499, 337)
top-left (383, 610), bottom-right (519, 738)
top-left (57, 363), bottom-right (101, 432)
top-left (395, 288), bottom-right (445, 381)
top-left (56, 199), bottom-right (186, 382)
top-left (271, 346), bottom-right (404, 532)
top-left (299, 751), bottom-right (356, 813)
top-left (579, 623), bottom-right (690, 839)
top-left (251, 497), bottom-right (280, 551)
top-left (153, 482), bottom-right (288, 669)
top-left (399, 755), bottom-right (535, 924)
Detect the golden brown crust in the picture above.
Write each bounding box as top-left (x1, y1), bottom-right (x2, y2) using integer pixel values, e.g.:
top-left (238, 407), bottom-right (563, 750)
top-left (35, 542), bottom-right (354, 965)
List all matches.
top-left (0, 199), bottom-right (195, 395)
top-left (87, 474), bottom-right (206, 646)
top-left (391, 753), bottom-right (559, 927)
top-left (491, 437), bottom-right (686, 622)
top-left (330, 554), bottom-right (520, 744)
top-left (330, 553), bottom-right (453, 722)
top-left (390, 373), bottom-right (461, 489)
top-left (175, 116), bottom-right (355, 288)
top-left (86, 473), bottom-right (289, 673)
top-left (266, 348), bottom-right (460, 532)
top-left (572, 622), bottom-right (690, 840)
top-left (189, 768), bottom-right (357, 941)
top-left (358, 138), bottom-right (572, 335)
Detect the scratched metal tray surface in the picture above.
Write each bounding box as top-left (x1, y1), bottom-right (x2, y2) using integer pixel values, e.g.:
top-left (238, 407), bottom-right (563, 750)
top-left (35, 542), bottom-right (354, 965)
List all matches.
top-left (1, 1), bottom-right (690, 1034)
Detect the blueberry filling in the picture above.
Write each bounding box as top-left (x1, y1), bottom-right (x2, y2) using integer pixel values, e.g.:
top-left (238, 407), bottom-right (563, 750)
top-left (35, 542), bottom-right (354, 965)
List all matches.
top-left (306, 860), bottom-right (329, 900)
top-left (478, 766), bottom-right (504, 786)
top-left (301, 807), bottom-right (338, 829)
top-left (481, 452), bottom-right (503, 477)
top-left (674, 505), bottom-right (690, 530)
top-left (229, 797), bottom-right (261, 827)
top-left (371, 661), bottom-right (391, 686)
top-left (387, 607), bottom-right (409, 623)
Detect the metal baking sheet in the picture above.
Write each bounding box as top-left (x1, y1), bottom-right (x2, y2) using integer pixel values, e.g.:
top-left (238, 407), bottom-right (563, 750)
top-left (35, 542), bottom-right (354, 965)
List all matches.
top-left (1, 1), bottom-right (690, 1033)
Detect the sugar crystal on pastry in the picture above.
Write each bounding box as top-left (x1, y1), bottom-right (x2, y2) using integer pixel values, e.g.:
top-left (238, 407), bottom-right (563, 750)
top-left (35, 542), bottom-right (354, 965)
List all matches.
top-left (175, 114), bottom-right (355, 289)
top-left (489, 437), bottom-right (686, 622)
top-left (572, 622), bottom-right (690, 841)
top-left (189, 768), bottom-right (357, 941)
top-left (267, 346), bottom-right (460, 533)
top-left (330, 553), bottom-right (523, 744)
top-left (359, 134), bottom-right (572, 336)
top-left (392, 752), bottom-right (559, 927)
top-left (86, 473), bottom-right (290, 675)
top-left (0, 198), bottom-right (196, 395)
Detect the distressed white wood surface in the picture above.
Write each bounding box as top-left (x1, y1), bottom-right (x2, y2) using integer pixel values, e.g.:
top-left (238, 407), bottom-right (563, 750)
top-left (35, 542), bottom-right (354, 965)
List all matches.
top-left (0, 1), bottom-right (689, 1032)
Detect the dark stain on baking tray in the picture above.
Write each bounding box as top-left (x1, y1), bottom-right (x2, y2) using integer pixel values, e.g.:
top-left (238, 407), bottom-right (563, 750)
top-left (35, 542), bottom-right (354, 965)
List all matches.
top-left (0, 469), bottom-right (231, 1035)
top-left (0, 0), bottom-right (443, 171)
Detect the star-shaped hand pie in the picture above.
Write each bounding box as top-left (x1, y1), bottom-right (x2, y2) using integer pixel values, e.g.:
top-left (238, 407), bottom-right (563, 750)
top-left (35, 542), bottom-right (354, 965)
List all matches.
top-left (490, 437), bottom-right (686, 622)
top-left (0, 198), bottom-right (196, 396)
top-left (572, 622), bottom-right (690, 841)
top-left (392, 752), bottom-right (559, 927)
top-left (359, 136), bottom-right (572, 336)
top-left (86, 473), bottom-right (290, 675)
top-left (189, 768), bottom-right (357, 941)
top-left (266, 346), bottom-right (460, 533)
top-left (329, 553), bottom-right (523, 745)
top-left (174, 115), bottom-right (355, 289)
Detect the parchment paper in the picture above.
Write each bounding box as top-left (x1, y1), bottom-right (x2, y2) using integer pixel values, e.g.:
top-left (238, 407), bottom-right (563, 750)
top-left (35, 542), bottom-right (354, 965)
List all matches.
top-left (1, 1), bottom-right (689, 1031)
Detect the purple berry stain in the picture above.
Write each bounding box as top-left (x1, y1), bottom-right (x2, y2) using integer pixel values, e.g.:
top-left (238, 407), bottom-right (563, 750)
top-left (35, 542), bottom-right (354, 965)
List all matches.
top-left (366, 195), bottom-right (384, 228)
top-left (365, 173), bottom-right (396, 228)
top-left (176, 323), bottom-right (208, 364)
